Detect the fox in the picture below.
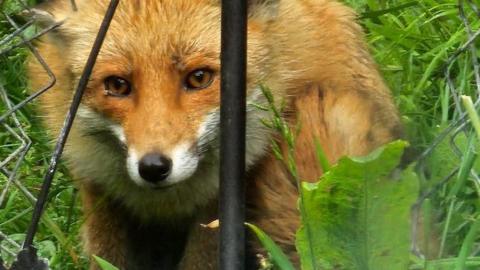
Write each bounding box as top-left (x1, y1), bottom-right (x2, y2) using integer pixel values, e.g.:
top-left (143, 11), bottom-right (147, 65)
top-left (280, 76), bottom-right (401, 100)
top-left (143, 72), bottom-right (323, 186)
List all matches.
top-left (27, 0), bottom-right (402, 269)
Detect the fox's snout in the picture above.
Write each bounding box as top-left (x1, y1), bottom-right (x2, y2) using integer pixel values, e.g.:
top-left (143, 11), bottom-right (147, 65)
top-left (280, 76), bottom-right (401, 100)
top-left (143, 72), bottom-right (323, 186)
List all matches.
top-left (126, 143), bottom-right (201, 189)
top-left (77, 104), bottom-right (219, 189)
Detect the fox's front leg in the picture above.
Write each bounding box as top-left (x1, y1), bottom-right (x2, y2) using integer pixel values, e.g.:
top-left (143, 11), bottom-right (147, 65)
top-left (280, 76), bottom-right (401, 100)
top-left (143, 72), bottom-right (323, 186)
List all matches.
top-left (79, 184), bottom-right (128, 270)
top-left (178, 201), bottom-right (218, 270)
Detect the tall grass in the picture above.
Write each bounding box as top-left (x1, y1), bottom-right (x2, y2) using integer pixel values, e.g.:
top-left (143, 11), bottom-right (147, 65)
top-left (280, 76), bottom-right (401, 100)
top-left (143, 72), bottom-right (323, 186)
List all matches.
top-left (348, 0), bottom-right (480, 268)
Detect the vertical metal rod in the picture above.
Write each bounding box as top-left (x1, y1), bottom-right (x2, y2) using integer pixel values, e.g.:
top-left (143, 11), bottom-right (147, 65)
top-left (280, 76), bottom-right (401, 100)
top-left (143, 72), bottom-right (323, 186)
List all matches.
top-left (23, 0), bottom-right (119, 249)
top-left (219, 0), bottom-right (247, 269)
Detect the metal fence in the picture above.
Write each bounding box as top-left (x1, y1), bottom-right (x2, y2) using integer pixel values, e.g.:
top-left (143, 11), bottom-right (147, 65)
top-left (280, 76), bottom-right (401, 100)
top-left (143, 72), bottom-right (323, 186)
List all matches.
top-left (1, 1), bottom-right (124, 269)
top-left (0, 0), bottom-right (479, 269)
top-left (0, 0), bottom-right (60, 268)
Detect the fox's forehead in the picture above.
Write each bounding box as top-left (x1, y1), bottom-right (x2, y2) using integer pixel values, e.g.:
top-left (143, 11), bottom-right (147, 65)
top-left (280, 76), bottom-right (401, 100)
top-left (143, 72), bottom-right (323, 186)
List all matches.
top-left (64, 0), bottom-right (222, 72)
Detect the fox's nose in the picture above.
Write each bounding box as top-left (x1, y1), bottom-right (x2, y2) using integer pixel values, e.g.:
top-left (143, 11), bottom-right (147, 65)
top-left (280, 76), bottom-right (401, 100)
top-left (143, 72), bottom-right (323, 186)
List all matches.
top-left (138, 153), bottom-right (172, 183)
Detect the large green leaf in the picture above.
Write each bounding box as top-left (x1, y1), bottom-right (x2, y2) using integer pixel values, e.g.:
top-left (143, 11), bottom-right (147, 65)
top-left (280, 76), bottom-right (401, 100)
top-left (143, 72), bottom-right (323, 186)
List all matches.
top-left (296, 141), bottom-right (419, 270)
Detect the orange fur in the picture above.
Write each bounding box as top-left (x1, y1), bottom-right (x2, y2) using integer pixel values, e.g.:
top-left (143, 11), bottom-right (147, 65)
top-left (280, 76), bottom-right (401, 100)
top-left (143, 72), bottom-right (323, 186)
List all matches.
top-left (28, 0), bottom-right (401, 269)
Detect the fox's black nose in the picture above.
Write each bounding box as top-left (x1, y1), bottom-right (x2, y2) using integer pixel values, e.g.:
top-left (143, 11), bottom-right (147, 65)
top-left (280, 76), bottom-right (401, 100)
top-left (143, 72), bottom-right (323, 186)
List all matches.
top-left (138, 153), bottom-right (172, 183)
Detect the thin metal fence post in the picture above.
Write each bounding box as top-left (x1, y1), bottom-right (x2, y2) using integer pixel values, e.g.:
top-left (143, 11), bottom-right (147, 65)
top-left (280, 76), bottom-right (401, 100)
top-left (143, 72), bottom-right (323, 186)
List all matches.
top-left (219, 0), bottom-right (248, 269)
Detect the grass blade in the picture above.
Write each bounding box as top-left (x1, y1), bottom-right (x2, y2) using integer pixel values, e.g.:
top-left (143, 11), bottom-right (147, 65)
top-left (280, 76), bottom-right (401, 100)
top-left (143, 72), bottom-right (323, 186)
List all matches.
top-left (454, 217), bottom-right (480, 270)
top-left (314, 138), bottom-right (330, 173)
top-left (93, 256), bottom-right (119, 270)
top-left (246, 223), bottom-right (295, 270)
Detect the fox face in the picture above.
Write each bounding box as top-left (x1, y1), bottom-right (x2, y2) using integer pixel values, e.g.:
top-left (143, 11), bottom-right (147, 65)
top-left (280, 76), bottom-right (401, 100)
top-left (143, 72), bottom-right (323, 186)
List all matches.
top-left (33, 0), bottom-right (277, 219)
top-left (82, 40), bottom-right (223, 190)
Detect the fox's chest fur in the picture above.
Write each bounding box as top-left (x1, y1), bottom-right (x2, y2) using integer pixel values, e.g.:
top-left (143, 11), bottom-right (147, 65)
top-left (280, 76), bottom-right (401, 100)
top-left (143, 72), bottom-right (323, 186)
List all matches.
top-left (29, 0), bottom-right (401, 269)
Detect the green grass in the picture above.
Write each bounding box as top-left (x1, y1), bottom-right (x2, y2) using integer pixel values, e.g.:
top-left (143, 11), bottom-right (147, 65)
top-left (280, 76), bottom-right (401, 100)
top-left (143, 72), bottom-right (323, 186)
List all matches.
top-left (1, 0), bottom-right (479, 269)
top-left (349, 1), bottom-right (480, 268)
top-left (0, 1), bottom-right (87, 268)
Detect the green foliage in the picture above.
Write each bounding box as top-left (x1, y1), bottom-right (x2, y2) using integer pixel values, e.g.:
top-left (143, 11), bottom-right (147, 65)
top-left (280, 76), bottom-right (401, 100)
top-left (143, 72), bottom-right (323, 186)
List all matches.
top-left (343, 0), bottom-right (479, 147)
top-left (0, 0), bottom-right (37, 15)
top-left (259, 85), bottom-right (420, 269)
top-left (296, 141), bottom-right (418, 270)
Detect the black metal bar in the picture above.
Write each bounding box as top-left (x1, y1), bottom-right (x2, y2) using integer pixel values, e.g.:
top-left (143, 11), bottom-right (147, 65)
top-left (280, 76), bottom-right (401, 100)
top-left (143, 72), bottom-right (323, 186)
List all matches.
top-left (219, 0), bottom-right (247, 269)
top-left (22, 0), bottom-right (119, 249)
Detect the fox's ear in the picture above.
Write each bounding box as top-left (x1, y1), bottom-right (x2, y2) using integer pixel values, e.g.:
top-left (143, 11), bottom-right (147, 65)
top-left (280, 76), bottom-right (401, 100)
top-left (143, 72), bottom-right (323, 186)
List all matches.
top-left (22, 1), bottom-right (76, 44)
top-left (23, 1), bottom-right (75, 28)
top-left (23, 8), bottom-right (60, 27)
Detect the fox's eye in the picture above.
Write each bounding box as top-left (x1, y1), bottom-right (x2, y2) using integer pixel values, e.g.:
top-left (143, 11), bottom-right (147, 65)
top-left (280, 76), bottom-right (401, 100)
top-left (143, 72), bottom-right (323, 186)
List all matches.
top-left (104, 76), bottom-right (132, 97)
top-left (184, 69), bottom-right (214, 90)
